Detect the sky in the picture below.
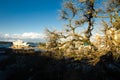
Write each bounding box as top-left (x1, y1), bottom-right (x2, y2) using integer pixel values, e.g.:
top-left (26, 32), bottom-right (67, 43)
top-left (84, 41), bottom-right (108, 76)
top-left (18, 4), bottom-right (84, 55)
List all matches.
top-left (0, 0), bottom-right (63, 42)
top-left (0, 0), bottom-right (112, 42)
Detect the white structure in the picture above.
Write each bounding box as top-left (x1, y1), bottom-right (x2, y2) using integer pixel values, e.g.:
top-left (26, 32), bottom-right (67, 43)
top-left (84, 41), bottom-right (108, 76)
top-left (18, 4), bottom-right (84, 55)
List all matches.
top-left (12, 40), bottom-right (29, 49)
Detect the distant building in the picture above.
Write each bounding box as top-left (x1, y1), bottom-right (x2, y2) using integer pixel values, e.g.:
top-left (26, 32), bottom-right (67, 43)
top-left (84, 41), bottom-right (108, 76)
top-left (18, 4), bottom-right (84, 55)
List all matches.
top-left (28, 42), bottom-right (38, 47)
top-left (11, 40), bottom-right (30, 49)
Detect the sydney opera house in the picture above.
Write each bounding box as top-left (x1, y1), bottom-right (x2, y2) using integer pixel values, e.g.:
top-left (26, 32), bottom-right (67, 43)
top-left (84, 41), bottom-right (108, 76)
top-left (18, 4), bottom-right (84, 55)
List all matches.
top-left (0, 40), bottom-right (40, 54)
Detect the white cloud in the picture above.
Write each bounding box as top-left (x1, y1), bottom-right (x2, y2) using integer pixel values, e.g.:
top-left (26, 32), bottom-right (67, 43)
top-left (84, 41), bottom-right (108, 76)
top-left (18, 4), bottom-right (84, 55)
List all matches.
top-left (0, 32), bottom-right (47, 42)
top-left (4, 34), bottom-right (9, 37)
top-left (21, 32), bottom-right (45, 39)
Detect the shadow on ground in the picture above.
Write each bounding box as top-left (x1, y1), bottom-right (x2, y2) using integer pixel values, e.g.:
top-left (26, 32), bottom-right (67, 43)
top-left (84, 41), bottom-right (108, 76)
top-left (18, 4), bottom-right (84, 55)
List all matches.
top-left (0, 52), bottom-right (120, 80)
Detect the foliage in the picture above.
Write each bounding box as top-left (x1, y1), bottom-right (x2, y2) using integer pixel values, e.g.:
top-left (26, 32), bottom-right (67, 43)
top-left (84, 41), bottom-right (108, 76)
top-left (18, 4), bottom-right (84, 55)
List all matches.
top-left (45, 0), bottom-right (120, 65)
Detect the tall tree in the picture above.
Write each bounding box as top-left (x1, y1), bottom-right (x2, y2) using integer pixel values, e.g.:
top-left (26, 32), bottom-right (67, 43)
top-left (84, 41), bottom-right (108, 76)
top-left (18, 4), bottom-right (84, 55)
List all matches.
top-left (79, 0), bottom-right (96, 43)
top-left (60, 0), bottom-right (98, 46)
top-left (60, 0), bottom-right (84, 50)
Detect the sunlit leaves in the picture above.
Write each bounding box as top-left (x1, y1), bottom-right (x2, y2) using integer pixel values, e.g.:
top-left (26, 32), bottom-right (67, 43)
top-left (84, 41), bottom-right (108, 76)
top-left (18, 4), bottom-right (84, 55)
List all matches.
top-left (101, 20), bottom-right (109, 34)
top-left (45, 0), bottom-right (120, 64)
top-left (60, 10), bottom-right (68, 20)
top-left (75, 19), bottom-right (86, 26)
top-left (79, 0), bottom-right (86, 3)
top-left (64, 1), bottom-right (77, 17)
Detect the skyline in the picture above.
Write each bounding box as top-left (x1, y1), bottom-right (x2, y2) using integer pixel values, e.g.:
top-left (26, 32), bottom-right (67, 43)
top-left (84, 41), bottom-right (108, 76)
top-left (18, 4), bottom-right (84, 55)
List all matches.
top-left (0, 0), bottom-right (63, 42)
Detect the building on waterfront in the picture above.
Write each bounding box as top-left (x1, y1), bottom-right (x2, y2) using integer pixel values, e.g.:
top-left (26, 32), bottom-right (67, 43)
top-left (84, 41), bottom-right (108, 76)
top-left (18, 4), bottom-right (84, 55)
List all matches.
top-left (11, 40), bottom-right (30, 49)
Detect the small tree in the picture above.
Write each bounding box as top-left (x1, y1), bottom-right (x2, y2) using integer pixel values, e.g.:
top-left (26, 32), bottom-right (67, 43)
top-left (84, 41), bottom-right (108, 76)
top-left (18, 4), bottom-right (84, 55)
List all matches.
top-left (45, 28), bottom-right (61, 50)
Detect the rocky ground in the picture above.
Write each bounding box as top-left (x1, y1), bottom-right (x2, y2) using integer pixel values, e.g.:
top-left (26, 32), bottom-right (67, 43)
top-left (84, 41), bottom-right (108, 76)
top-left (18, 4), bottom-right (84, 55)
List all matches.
top-left (0, 52), bottom-right (120, 80)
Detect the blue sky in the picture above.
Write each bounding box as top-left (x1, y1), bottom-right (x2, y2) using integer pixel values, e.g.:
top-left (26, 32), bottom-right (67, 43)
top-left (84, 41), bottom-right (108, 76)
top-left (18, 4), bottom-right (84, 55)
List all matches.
top-left (0, 0), bottom-right (64, 42)
top-left (0, 0), bottom-right (63, 34)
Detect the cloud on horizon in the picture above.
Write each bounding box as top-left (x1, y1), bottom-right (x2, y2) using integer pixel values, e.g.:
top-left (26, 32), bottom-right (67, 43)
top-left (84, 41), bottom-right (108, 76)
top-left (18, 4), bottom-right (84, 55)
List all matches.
top-left (0, 32), bottom-right (47, 42)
